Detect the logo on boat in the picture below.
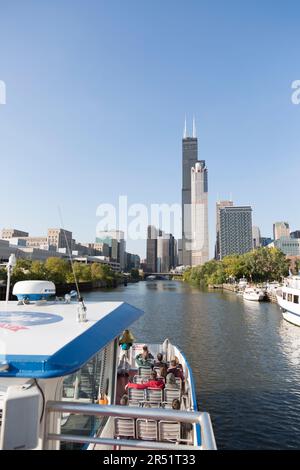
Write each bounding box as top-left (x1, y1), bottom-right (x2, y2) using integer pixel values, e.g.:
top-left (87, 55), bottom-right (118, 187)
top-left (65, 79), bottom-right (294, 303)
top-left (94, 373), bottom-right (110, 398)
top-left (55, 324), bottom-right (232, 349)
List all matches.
top-left (0, 311), bottom-right (63, 332)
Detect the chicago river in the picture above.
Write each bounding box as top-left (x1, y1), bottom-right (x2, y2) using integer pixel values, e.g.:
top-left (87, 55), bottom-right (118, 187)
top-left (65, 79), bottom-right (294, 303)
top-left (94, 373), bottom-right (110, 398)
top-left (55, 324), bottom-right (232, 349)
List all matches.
top-left (86, 281), bottom-right (300, 450)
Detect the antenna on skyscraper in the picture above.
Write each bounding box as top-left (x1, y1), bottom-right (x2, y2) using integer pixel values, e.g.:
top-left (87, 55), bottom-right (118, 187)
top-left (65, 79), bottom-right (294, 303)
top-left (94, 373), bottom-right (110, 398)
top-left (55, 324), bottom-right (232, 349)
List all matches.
top-left (183, 115), bottom-right (187, 138)
top-left (192, 116), bottom-right (196, 138)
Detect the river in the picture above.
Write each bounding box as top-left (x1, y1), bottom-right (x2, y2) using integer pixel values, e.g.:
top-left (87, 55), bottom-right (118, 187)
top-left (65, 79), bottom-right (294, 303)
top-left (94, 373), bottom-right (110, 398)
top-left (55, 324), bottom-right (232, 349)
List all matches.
top-left (85, 280), bottom-right (300, 450)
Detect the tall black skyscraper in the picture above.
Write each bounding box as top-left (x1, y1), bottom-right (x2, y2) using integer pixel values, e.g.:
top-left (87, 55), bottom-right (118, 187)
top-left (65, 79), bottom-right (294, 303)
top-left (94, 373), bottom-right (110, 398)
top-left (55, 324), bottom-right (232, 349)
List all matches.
top-left (182, 117), bottom-right (198, 266)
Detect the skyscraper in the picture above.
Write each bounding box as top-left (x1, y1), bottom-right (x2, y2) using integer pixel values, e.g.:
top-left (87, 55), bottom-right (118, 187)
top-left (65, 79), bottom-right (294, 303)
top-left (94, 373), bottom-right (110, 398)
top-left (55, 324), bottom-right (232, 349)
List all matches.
top-left (146, 225), bottom-right (158, 273)
top-left (191, 161), bottom-right (209, 266)
top-left (219, 206), bottom-right (253, 258)
top-left (273, 222), bottom-right (290, 240)
top-left (182, 117), bottom-right (199, 266)
top-left (215, 200), bottom-right (233, 260)
top-left (252, 226), bottom-right (261, 249)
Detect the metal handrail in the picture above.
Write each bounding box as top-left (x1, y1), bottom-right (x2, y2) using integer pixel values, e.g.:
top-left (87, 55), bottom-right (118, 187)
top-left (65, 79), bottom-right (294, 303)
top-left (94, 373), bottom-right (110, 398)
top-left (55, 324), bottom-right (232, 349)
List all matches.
top-left (46, 401), bottom-right (217, 450)
top-left (48, 434), bottom-right (200, 450)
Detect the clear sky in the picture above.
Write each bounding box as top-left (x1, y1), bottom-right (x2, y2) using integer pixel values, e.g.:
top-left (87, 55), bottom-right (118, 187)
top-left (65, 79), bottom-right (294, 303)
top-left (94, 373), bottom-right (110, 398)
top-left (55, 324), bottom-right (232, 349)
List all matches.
top-left (0, 0), bottom-right (299, 258)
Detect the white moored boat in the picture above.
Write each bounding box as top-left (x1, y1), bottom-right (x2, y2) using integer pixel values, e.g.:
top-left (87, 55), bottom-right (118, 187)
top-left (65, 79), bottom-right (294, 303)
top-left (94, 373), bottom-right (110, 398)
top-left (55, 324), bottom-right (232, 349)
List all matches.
top-left (243, 287), bottom-right (265, 302)
top-left (277, 276), bottom-right (300, 327)
top-left (0, 278), bottom-right (216, 450)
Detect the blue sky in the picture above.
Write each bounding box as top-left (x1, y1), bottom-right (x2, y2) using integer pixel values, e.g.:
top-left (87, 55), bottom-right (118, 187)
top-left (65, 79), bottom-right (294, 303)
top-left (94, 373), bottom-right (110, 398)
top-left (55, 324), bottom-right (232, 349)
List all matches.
top-left (0, 0), bottom-right (299, 257)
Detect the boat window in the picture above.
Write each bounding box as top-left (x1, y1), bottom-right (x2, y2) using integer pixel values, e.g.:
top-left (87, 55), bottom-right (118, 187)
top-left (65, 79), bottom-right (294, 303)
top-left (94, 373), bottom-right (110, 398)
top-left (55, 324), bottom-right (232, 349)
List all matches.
top-left (60, 341), bottom-right (115, 449)
top-left (288, 294), bottom-right (293, 302)
top-left (283, 292), bottom-right (286, 300)
top-left (294, 295), bottom-right (299, 304)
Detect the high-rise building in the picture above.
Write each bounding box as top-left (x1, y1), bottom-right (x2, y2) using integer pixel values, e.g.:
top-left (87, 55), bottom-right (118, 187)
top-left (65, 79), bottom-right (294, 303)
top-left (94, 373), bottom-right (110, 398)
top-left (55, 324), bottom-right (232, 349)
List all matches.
top-left (96, 230), bottom-right (126, 270)
top-left (157, 234), bottom-right (170, 273)
top-left (273, 222), bottom-right (290, 240)
top-left (215, 200), bottom-right (233, 260)
top-left (182, 117), bottom-right (198, 266)
top-left (252, 226), bottom-right (261, 249)
top-left (157, 232), bottom-right (177, 273)
top-left (191, 161), bottom-right (209, 266)
top-left (146, 225), bottom-right (158, 273)
top-left (219, 206), bottom-right (253, 259)
top-left (177, 239), bottom-right (183, 266)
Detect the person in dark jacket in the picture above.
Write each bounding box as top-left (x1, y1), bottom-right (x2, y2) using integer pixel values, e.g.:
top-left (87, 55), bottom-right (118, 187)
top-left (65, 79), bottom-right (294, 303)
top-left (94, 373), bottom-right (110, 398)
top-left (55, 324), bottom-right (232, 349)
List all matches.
top-left (167, 359), bottom-right (185, 382)
top-left (154, 352), bottom-right (167, 368)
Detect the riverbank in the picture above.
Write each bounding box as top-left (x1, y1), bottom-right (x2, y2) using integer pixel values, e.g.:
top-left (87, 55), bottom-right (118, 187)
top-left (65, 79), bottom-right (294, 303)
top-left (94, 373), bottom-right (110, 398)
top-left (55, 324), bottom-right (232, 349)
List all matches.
top-left (0, 278), bottom-right (139, 300)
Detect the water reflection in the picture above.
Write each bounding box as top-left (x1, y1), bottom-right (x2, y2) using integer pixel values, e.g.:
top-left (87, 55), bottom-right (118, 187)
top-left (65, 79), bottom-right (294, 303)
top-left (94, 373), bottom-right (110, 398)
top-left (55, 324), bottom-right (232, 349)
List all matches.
top-left (85, 281), bottom-right (300, 449)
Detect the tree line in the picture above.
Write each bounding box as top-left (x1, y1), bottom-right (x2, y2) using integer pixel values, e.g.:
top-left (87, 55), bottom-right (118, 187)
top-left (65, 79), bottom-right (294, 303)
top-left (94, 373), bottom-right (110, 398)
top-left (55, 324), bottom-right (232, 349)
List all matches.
top-left (0, 258), bottom-right (124, 286)
top-left (183, 247), bottom-right (290, 287)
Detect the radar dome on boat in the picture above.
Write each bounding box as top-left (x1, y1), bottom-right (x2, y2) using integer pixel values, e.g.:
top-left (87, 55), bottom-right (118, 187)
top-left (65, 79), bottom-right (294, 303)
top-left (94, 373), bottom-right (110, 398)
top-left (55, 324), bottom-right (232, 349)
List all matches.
top-left (12, 280), bottom-right (56, 301)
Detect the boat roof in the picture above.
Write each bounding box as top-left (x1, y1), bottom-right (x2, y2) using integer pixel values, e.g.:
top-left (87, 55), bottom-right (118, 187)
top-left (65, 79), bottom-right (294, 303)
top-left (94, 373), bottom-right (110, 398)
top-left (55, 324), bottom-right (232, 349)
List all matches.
top-left (0, 300), bottom-right (143, 379)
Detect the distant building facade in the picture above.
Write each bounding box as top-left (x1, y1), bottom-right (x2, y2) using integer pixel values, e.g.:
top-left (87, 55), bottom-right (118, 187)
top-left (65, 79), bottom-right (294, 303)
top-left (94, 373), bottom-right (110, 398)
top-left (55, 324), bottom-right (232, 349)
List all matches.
top-left (269, 237), bottom-right (300, 257)
top-left (273, 222), bottom-right (290, 241)
top-left (96, 230), bottom-right (126, 270)
top-left (252, 226), bottom-right (261, 249)
top-left (47, 228), bottom-right (73, 251)
top-left (146, 225), bottom-right (158, 273)
top-left (219, 206), bottom-right (253, 259)
top-left (260, 237), bottom-right (273, 247)
top-left (190, 161), bottom-right (209, 266)
top-left (215, 200), bottom-right (234, 260)
top-left (291, 231), bottom-right (300, 239)
top-left (1, 228), bottom-right (29, 239)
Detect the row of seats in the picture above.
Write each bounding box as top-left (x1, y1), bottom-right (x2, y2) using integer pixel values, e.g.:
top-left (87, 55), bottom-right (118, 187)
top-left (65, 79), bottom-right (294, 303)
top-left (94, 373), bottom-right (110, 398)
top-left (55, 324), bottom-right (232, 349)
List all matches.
top-left (133, 374), bottom-right (182, 389)
top-left (127, 387), bottom-right (181, 408)
top-left (139, 366), bottom-right (182, 377)
top-left (115, 417), bottom-right (183, 443)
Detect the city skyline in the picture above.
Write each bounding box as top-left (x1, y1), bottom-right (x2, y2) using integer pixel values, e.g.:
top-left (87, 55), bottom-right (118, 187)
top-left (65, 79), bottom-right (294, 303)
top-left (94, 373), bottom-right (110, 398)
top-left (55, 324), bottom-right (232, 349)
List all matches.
top-left (0, 1), bottom-right (299, 258)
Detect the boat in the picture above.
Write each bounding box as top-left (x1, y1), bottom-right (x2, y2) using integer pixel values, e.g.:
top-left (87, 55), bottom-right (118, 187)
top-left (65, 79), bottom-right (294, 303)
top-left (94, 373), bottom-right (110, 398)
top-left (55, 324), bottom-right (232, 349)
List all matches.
top-left (277, 276), bottom-right (300, 327)
top-left (0, 278), bottom-right (216, 450)
top-left (243, 287), bottom-right (265, 302)
top-left (238, 277), bottom-right (248, 290)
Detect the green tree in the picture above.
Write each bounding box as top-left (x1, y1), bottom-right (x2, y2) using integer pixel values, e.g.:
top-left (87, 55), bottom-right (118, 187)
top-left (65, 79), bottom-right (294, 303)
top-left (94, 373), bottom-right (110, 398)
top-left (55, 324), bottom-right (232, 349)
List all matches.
top-left (130, 268), bottom-right (140, 280)
top-left (44, 258), bottom-right (70, 284)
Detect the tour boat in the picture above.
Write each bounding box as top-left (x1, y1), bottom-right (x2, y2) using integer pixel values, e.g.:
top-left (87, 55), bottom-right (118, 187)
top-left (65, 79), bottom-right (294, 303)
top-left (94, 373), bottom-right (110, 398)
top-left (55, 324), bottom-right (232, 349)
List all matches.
top-left (0, 279), bottom-right (216, 450)
top-left (277, 276), bottom-right (300, 327)
top-left (243, 287), bottom-right (265, 302)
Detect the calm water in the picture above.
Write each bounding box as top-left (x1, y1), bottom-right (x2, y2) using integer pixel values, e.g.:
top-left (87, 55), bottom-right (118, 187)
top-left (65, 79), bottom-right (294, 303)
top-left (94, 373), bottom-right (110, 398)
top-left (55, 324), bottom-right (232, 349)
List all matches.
top-left (85, 281), bottom-right (300, 450)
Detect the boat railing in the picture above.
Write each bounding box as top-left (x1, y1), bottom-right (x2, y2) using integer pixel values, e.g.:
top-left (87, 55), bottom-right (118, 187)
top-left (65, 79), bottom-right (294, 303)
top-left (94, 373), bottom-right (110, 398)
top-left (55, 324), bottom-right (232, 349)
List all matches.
top-left (45, 401), bottom-right (217, 450)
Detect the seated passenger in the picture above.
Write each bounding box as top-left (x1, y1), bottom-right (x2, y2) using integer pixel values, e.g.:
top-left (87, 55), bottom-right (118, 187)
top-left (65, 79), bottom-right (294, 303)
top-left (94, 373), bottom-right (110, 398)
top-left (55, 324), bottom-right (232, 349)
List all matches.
top-left (157, 365), bottom-right (168, 381)
top-left (154, 352), bottom-right (167, 368)
top-left (135, 345), bottom-right (154, 368)
top-left (172, 398), bottom-right (181, 410)
top-left (167, 359), bottom-right (185, 382)
top-left (125, 371), bottom-right (165, 390)
top-left (120, 394), bottom-right (129, 406)
top-left (165, 372), bottom-right (180, 389)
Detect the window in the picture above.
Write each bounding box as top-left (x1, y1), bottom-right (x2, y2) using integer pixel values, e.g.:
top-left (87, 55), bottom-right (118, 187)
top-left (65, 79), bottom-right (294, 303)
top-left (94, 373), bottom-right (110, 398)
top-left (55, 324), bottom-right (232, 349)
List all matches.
top-left (60, 342), bottom-right (114, 450)
top-left (283, 292), bottom-right (286, 300)
top-left (288, 294), bottom-right (293, 302)
top-left (294, 295), bottom-right (299, 304)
